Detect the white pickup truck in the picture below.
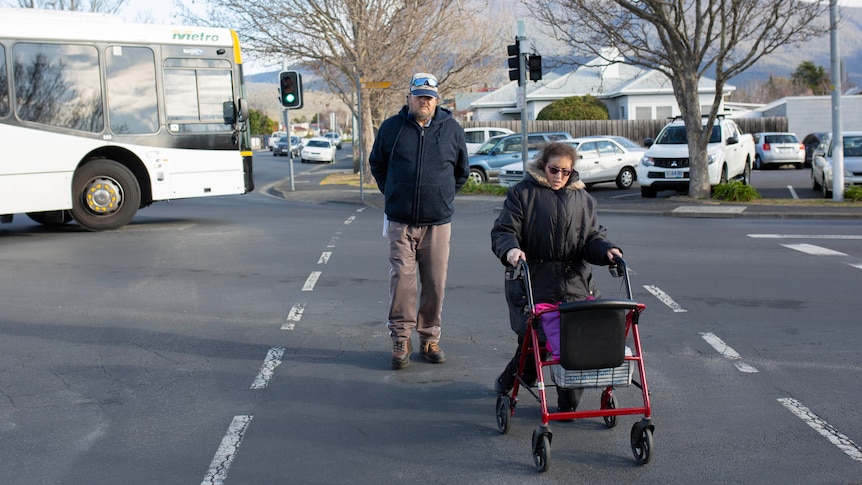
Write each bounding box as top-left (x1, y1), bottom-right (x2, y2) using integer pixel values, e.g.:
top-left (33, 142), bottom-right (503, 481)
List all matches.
top-left (636, 116), bottom-right (754, 198)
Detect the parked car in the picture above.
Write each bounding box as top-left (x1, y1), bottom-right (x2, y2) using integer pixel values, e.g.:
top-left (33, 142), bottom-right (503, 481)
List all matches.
top-left (498, 136), bottom-right (646, 189)
top-left (810, 131), bottom-right (862, 198)
top-left (323, 132), bottom-right (343, 149)
top-left (637, 116), bottom-right (754, 197)
top-left (463, 126), bottom-right (515, 154)
top-left (468, 131), bottom-right (573, 184)
top-left (753, 132), bottom-right (805, 170)
top-left (300, 137), bottom-right (337, 163)
top-left (801, 132), bottom-right (827, 168)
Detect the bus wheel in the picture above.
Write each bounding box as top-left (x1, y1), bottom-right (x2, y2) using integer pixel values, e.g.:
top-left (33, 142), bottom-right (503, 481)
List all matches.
top-left (71, 160), bottom-right (141, 231)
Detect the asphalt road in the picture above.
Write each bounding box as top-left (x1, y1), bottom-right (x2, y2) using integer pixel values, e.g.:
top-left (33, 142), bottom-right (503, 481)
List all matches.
top-left (1, 149), bottom-right (860, 484)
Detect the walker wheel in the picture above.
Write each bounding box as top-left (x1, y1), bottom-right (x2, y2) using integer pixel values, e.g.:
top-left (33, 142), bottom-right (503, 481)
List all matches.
top-left (630, 421), bottom-right (654, 465)
top-left (533, 433), bottom-right (551, 472)
top-left (495, 395), bottom-right (511, 434)
top-left (602, 391), bottom-right (618, 428)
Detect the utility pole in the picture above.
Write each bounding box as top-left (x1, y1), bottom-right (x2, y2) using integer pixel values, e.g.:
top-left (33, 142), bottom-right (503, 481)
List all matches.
top-left (830, 0), bottom-right (843, 201)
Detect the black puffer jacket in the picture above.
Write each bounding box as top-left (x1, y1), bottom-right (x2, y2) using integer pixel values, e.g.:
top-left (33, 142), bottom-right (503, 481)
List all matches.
top-left (491, 161), bottom-right (618, 332)
top-left (369, 105), bottom-right (469, 226)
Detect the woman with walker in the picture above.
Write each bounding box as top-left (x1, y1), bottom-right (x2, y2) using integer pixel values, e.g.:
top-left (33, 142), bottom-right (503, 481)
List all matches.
top-left (490, 141), bottom-right (623, 413)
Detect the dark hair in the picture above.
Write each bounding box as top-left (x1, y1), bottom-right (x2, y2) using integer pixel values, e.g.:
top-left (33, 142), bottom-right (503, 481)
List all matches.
top-left (536, 142), bottom-right (577, 170)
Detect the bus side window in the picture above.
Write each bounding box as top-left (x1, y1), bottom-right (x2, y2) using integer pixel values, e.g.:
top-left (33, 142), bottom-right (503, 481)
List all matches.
top-left (13, 42), bottom-right (103, 132)
top-left (0, 44), bottom-right (8, 117)
top-left (164, 58), bottom-right (233, 133)
top-left (106, 45), bottom-right (158, 134)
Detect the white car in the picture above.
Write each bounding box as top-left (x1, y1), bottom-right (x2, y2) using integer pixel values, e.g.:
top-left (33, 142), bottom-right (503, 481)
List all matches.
top-left (498, 136), bottom-right (645, 189)
top-left (811, 131), bottom-right (862, 198)
top-left (464, 126), bottom-right (515, 154)
top-left (300, 137), bottom-right (337, 163)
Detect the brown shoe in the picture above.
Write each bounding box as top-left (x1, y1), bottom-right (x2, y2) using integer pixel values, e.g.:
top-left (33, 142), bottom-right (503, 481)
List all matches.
top-left (420, 340), bottom-right (446, 363)
top-left (391, 337), bottom-right (412, 369)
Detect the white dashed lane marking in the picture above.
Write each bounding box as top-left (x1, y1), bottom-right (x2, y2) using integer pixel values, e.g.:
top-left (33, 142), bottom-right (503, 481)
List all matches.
top-left (201, 415), bottom-right (253, 485)
top-left (250, 347), bottom-right (285, 390)
top-left (302, 271), bottom-right (321, 291)
top-left (778, 398), bottom-right (862, 462)
top-left (282, 302), bottom-right (306, 330)
top-left (643, 285), bottom-right (687, 312)
top-left (700, 332), bottom-right (759, 373)
top-left (747, 234), bottom-right (862, 240)
top-left (780, 243), bottom-right (848, 256)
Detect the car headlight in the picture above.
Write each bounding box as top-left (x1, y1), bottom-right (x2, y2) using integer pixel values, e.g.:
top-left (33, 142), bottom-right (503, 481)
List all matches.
top-left (640, 156), bottom-right (654, 167)
top-left (707, 153), bottom-right (719, 165)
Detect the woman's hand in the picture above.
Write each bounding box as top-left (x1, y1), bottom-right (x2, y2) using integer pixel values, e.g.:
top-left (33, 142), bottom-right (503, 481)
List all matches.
top-left (607, 247), bottom-right (623, 263)
top-left (506, 248), bottom-right (526, 266)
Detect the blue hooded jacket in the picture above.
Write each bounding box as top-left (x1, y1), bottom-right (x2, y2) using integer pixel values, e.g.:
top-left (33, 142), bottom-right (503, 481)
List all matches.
top-left (369, 105), bottom-right (470, 226)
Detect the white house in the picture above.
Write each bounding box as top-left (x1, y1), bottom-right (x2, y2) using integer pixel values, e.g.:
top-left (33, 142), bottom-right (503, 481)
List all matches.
top-left (754, 95), bottom-right (862, 137)
top-left (467, 52), bottom-right (734, 122)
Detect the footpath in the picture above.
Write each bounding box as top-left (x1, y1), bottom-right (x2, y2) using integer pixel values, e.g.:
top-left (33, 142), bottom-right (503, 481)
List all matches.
top-left (268, 168), bottom-right (862, 220)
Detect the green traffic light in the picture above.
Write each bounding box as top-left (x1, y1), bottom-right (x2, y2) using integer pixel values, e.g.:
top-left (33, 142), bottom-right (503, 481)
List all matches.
top-left (285, 94), bottom-right (295, 103)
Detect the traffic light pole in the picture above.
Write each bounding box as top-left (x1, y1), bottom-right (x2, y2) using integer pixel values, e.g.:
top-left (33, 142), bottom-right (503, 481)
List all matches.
top-left (516, 21), bottom-right (528, 170)
top-left (284, 107), bottom-right (295, 191)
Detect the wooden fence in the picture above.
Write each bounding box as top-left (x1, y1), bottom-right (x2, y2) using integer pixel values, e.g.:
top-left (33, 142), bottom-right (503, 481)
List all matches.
top-left (461, 117), bottom-right (788, 144)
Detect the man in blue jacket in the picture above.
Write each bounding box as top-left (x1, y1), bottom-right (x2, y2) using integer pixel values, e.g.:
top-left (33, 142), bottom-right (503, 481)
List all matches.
top-left (369, 72), bottom-right (470, 370)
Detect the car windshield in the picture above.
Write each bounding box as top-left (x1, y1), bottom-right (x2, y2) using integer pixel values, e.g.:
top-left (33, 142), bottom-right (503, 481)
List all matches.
top-left (308, 140), bottom-right (329, 148)
top-left (611, 136), bottom-right (640, 149)
top-left (474, 137), bottom-right (505, 155)
top-left (655, 125), bottom-right (721, 144)
top-left (842, 136), bottom-right (862, 157)
top-left (764, 134), bottom-right (798, 144)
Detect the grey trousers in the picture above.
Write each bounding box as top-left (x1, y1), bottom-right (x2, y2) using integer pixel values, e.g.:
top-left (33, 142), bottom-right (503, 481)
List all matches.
top-left (386, 221), bottom-right (451, 344)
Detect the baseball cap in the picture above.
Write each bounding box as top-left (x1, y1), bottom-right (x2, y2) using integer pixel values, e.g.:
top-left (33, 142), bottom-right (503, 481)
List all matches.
top-left (409, 73), bottom-right (439, 98)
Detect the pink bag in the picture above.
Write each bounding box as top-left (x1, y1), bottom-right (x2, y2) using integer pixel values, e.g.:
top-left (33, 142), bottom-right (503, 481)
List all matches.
top-left (536, 297), bottom-right (596, 359)
top-left (535, 303), bottom-right (562, 358)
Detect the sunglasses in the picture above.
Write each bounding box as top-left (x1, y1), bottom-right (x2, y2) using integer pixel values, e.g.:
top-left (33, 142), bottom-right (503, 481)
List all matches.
top-left (411, 77), bottom-right (439, 88)
top-left (547, 166), bottom-right (573, 176)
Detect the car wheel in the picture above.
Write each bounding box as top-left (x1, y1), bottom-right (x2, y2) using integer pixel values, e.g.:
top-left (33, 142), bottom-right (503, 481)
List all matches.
top-left (615, 167), bottom-right (635, 189)
top-left (741, 160), bottom-right (752, 186)
top-left (822, 177), bottom-right (832, 198)
top-left (812, 169), bottom-right (821, 190)
top-left (468, 168), bottom-right (486, 184)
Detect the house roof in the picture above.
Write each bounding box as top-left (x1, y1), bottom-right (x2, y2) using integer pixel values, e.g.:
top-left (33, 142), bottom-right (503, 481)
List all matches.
top-left (468, 54), bottom-right (735, 110)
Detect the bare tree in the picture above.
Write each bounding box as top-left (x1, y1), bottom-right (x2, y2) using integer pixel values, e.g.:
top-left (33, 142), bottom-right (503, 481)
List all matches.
top-left (526, 0), bottom-right (829, 198)
top-left (10, 0), bottom-right (125, 13)
top-left (184, 0), bottom-right (507, 180)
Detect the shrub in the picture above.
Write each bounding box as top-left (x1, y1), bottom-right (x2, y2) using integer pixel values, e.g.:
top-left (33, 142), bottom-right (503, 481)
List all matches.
top-left (845, 186), bottom-right (862, 201)
top-left (461, 178), bottom-right (508, 196)
top-left (711, 181), bottom-right (762, 202)
top-left (537, 95), bottom-right (609, 121)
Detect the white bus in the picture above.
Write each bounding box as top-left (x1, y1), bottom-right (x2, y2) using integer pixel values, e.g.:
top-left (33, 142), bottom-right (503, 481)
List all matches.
top-left (0, 8), bottom-right (254, 231)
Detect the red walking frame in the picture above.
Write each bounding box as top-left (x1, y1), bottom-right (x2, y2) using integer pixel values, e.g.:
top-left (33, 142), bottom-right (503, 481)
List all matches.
top-left (495, 258), bottom-right (655, 472)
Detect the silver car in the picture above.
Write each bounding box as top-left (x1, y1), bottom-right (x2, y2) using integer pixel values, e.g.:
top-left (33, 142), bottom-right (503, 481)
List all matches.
top-left (811, 131), bottom-right (862, 198)
top-left (753, 132), bottom-right (804, 170)
top-left (498, 136), bottom-right (645, 190)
